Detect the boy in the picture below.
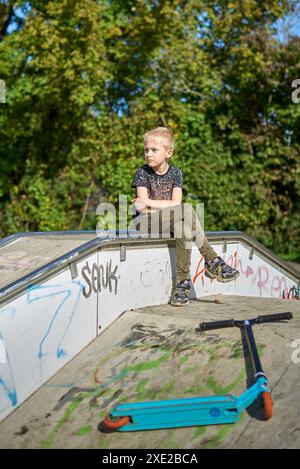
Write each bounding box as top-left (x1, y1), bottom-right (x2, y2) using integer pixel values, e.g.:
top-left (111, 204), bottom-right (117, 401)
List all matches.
top-left (131, 127), bottom-right (240, 306)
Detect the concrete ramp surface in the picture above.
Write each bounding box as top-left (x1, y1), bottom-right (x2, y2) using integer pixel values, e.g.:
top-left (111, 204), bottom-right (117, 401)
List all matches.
top-left (0, 230), bottom-right (299, 448)
top-left (0, 295), bottom-right (299, 449)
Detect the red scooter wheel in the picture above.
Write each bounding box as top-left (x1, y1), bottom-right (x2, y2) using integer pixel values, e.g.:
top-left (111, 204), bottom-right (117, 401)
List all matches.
top-left (103, 414), bottom-right (131, 429)
top-left (262, 392), bottom-right (273, 420)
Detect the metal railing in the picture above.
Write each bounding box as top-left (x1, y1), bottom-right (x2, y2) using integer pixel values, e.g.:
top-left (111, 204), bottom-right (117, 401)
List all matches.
top-left (0, 230), bottom-right (299, 306)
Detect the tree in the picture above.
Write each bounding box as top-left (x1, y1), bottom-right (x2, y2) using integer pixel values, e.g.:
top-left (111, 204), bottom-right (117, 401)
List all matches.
top-left (0, 0), bottom-right (299, 256)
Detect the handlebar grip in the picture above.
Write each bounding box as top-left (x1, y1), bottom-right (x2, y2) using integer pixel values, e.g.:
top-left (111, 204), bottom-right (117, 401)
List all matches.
top-left (257, 312), bottom-right (293, 324)
top-left (197, 319), bottom-right (235, 332)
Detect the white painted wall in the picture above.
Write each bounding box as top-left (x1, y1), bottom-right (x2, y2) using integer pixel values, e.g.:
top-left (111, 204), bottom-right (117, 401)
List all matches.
top-left (93, 247), bottom-right (174, 333)
top-left (0, 240), bottom-right (298, 422)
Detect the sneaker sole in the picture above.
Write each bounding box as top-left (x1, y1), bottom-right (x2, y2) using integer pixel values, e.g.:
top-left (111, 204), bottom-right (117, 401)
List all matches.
top-left (205, 271), bottom-right (240, 283)
top-left (170, 300), bottom-right (190, 307)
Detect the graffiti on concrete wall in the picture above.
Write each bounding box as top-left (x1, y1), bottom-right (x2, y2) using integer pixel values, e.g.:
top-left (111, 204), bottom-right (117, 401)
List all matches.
top-left (282, 285), bottom-right (300, 300)
top-left (0, 308), bottom-right (18, 409)
top-left (193, 256), bottom-right (205, 286)
top-left (1, 280), bottom-right (85, 419)
top-left (81, 259), bottom-right (119, 298)
top-left (140, 260), bottom-right (170, 288)
top-left (193, 251), bottom-right (299, 300)
top-left (26, 280), bottom-right (84, 367)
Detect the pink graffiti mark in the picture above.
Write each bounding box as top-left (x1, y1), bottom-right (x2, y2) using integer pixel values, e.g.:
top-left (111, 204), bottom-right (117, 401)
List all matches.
top-left (231, 255), bottom-right (269, 296)
top-left (192, 251), bottom-right (298, 300)
top-left (237, 257), bottom-right (298, 300)
top-left (246, 266), bottom-right (254, 277)
top-left (234, 259), bottom-right (253, 278)
top-left (271, 276), bottom-right (287, 299)
top-left (253, 266), bottom-right (269, 295)
top-left (228, 251), bottom-right (254, 278)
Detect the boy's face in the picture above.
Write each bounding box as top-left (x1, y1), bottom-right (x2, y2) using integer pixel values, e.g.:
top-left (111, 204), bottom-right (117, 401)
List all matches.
top-left (144, 137), bottom-right (173, 169)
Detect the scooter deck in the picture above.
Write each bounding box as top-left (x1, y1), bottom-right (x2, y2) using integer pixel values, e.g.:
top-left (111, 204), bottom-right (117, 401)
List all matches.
top-left (110, 394), bottom-right (241, 431)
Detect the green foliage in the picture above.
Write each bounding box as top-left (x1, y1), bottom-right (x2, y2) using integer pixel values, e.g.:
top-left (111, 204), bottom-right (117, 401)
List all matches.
top-left (0, 0), bottom-right (300, 256)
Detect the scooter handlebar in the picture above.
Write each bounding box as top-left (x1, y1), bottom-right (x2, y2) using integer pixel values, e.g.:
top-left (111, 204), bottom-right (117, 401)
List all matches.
top-left (197, 319), bottom-right (236, 332)
top-left (257, 312), bottom-right (293, 324)
top-left (197, 312), bottom-right (293, 333)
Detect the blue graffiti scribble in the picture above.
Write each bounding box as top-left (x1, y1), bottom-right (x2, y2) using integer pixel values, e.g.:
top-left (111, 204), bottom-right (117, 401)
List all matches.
top-left (26, 280), bottom-right (83, 369)
top-left (0, 331), bottom-right (17, 407)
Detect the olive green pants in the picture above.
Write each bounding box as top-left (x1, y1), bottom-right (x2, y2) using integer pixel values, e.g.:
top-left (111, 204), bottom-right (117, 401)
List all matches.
top-left (132, 204), bottom-right (217, 282)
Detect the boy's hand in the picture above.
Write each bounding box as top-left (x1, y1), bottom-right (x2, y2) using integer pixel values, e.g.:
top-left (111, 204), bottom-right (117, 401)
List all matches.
top-left (132, 197), bottom-right (149, 212)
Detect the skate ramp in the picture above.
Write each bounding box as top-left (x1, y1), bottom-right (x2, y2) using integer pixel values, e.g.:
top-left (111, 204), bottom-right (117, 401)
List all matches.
top-left (0, 295), bottom-right (299, 449)
top-left (0, 230), bottom-right (299, 428)
top-left (0, 231), bottom-right (98, 291)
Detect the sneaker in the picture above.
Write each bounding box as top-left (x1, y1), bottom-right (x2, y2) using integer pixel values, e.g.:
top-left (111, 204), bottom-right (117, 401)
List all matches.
top-left (170, 279), bottom-right (191, 306)
top-left (205, 256), bottom-right (240, 283)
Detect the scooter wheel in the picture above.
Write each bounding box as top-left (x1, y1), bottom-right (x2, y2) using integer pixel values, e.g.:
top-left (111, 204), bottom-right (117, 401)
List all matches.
top-left (103, 414), bottom-right (131, 429)
top-left (262, 391), bottom-right (273, 420)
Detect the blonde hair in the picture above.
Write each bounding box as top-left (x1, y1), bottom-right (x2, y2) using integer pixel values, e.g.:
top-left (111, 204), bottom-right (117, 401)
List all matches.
top-left (144, 127), bottom-right (175, 150)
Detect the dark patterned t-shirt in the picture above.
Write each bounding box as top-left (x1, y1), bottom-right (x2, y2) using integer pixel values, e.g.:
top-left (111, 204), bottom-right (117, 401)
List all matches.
top-left (131, 164), bottom-right (183, 200)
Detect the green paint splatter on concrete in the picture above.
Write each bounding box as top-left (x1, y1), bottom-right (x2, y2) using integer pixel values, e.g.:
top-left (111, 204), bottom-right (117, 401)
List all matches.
top-left (257, 344), bottom-right (266, 356)
top-left (185, 384), bottom-right (208, 394)
top-left (202, 424), bottom-right (234, 449)
top-left (126, 352), bottom-right (172, 373)
top-left (82, 388), bottom-right (108, 401)
top-left (161, 432), bottom-right (180, 449)
top-left (41, 387), bottom-right (109, 448)
top-left (230, 342), bottom-right (265, 360)
top-left (185, 367), bottom-right (196, 373)
top-left (136, 378), bottom-right (149, 399)
top-left (41, 398), bottom-right (82, 448)
top-left (98, 410), bottom-right (107, 419)
top-left (134, 377), bottom-right (177, 401)
top-left (230, 344), bottom-right (243, 359)
top-left (75, 425), bottom-right (93, 436)
top-left (193, 425), bottom-right (207, 439)
top-left (207, 369), bottom-right (245, 395)
top-left (179, 355), bottom-right (189, 365)
top-left (111, 351), bottom-right (172, 383)
top-left (99, 436), bottom-right (113, 449)
top-left (199, 406), bottom-right (247, 449)
top-left (151, 379), bottom-right (177, 400)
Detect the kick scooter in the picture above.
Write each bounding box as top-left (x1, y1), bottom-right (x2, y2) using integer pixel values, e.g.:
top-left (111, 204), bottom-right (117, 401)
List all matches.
top-left (103, 312), bottom-right (293, 431)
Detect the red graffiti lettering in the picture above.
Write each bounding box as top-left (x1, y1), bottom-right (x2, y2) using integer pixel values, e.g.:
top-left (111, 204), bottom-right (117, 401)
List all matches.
top-left (193, 256), bottom-right (205, 286)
